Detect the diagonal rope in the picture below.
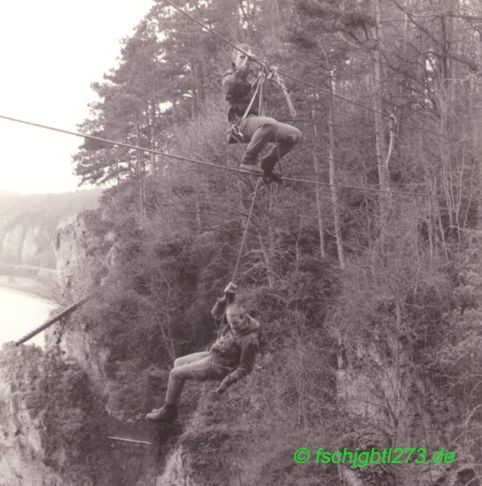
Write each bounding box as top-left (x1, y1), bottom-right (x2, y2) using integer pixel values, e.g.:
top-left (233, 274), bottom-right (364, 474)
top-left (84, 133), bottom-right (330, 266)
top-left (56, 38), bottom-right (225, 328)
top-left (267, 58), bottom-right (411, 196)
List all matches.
top-left (231, 179), bottom-right (262, 283)
top-left (0, 112), bottom-right (434, 198)
top-left (241, 71), bottom-right (264, 121)
top-left (162, 0), bottom-right (466, 145)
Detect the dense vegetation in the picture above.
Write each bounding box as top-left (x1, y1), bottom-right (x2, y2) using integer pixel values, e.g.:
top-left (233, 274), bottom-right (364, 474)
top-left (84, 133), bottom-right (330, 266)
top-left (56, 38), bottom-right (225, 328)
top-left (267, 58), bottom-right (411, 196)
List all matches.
top-left (55, 1), bottom-right (482, 484)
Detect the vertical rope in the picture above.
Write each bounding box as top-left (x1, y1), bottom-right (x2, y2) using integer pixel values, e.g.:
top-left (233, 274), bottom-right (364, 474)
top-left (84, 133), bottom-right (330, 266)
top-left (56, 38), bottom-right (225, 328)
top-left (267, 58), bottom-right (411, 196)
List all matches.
top-left (231, 179), bottom-right (262, 283)
top-left (258, 71), bottom-right (266, 116)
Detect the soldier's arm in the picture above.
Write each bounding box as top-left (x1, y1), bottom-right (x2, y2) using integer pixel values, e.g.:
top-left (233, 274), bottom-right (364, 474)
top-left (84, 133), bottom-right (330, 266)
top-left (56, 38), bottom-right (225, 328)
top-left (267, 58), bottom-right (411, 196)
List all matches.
top-left (211, 295), bottom-right (227, 323)
top-left (222, 66), bottom-right (252, 99)
top-left (210, 282), bottom-right (237, 324)
top-left (216, 337), bottom-right (258, 393)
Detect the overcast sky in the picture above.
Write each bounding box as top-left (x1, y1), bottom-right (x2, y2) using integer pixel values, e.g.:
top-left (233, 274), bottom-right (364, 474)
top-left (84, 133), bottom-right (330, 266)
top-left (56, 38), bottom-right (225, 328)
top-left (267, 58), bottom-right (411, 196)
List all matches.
top-left (0, 0), bottom-right (154, 195)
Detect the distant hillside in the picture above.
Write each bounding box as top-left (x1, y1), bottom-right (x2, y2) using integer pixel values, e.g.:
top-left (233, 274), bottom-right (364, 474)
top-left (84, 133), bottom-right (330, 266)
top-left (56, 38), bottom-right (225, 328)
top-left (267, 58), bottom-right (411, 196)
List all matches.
top-left (0, 189), bottom-right (102, 269)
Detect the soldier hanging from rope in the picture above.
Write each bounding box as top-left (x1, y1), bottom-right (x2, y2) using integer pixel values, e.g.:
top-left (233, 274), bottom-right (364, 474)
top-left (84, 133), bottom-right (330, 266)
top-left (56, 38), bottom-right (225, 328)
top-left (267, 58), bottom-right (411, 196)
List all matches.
top-left (223, 43), bottom-right (302, 182)
top-left (146, 282), bottom-right (261, 423)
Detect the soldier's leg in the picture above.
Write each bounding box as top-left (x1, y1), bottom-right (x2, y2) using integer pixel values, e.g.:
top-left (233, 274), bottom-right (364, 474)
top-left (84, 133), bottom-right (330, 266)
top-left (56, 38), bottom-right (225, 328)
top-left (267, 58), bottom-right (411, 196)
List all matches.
top-left (238, 116), bottom-right (278, 166)
top-left (173, 351), bottom-right (210, 368)
top-left (260, 121), bottom-right (302, 174)
top-left (146, 357), bottom-right (229, 422)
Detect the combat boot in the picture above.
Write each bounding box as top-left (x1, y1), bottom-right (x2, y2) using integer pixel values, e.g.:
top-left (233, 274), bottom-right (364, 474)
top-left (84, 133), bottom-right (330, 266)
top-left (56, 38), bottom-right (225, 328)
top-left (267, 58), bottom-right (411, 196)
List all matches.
top-left (145, 403), bottom-right (178, 422)
top-left (239, 163), bottom-right (262, 174)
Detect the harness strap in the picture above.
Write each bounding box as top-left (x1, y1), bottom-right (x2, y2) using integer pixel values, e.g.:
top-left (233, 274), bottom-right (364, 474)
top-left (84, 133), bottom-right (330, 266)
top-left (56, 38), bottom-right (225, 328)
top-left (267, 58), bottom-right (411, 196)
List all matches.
top-left (228, 69), bottom-right (266, 144)
top-left (240, 71), bottom-right (264, 121)
top-left (272, 67), bottom-right (297, 117)
top-left (229, 64), bottom-right (296, 145)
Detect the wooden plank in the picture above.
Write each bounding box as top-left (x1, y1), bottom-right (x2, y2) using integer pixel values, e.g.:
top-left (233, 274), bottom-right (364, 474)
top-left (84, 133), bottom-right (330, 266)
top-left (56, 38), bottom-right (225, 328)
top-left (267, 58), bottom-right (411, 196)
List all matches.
top-left (15, 294), bottom-right (92, 346)
top-left (108, 436), bottom-right (152, 445)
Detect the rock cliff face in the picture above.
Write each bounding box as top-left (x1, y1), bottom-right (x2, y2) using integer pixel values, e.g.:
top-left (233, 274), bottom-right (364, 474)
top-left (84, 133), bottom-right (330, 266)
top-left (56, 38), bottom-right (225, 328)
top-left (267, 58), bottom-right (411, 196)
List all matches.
top-left (156, 446), bottom-right (196, 486)
top-left (0, 190), bottom-right (101, 269)
top-left (0, 208), bottom-right (130, 486)
top-left (0, 345), bottom-right (71, 486)
top-left (8, 205), bottom-right (471, 486)
top-left (55, 213), bottom-right (106, 300)
top-left (0, 224), bottom-right (54, 267)
top-left (0, 342), bottom-right (156, 486)
top-left (52, 212), bottom-right (112, 391)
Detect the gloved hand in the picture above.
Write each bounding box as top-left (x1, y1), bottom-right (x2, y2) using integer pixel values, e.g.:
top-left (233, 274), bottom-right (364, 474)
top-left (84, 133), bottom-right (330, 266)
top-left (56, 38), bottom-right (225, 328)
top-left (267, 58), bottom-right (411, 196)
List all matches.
top-left (224, 282), bottom-right (237, 295)
top-left (266, 64), bottom-right (277, 81)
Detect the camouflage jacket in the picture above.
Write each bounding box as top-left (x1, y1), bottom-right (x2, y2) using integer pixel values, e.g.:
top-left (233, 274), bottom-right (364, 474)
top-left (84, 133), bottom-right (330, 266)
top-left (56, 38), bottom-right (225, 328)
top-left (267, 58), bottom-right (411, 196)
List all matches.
top-left (209, 296), bottom-right (260, 392)
top-left (222, 64), bottom-right (260, 123)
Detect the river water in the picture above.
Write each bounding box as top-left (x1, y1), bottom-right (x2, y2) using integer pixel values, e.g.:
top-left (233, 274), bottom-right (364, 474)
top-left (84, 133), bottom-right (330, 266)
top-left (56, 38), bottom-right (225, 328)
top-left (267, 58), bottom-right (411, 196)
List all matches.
top-left (0, 286), bottom-right (56, 347)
